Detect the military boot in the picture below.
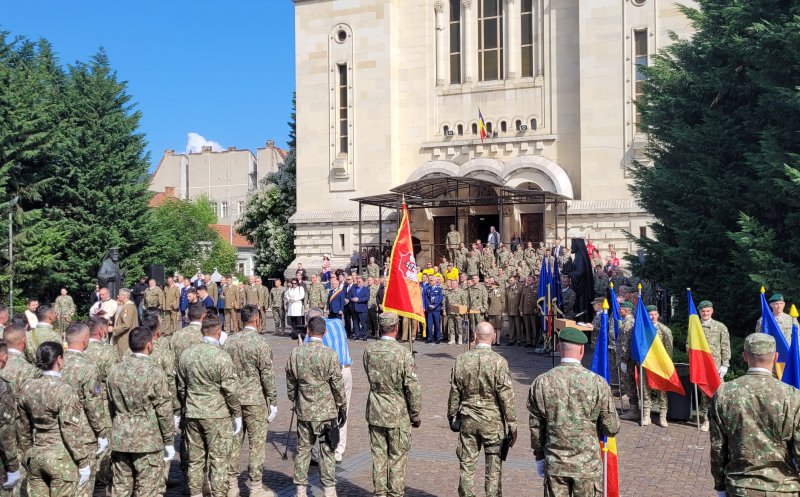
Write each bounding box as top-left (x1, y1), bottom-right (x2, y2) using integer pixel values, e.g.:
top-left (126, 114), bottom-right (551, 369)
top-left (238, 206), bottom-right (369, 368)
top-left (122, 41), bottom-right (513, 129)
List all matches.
top-left (620, 406), bottom-right (640, 421)
top-left (295, 485), bottom-right (308, 497)
top-left (323, 487), bottom-right (338, 497)
top-left (249, 483), bottom-right (276, 497)
top-left (700, 420), bottom-right (710, 432)
top-left (227, 477), bottom-right (239, 497)
top-left (659, 412), bottom-right (669, 428)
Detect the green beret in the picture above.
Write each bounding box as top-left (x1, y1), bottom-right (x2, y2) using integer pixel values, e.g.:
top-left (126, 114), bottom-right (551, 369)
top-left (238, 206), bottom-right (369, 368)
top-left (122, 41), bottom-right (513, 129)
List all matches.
top-left (379, 312), bottom-right (399, 328)
top-left (646, 305), bottom-right (657, 312)
top-left (559, 327), bottom-right (588, 345)
top-left (769, 293), bottom-right (784, 303)
top-left (697, 300), bottom-right (713, 310)
top-left (745, 333), bottom-right (776, 355)
top-left (620, 301), bottom-right (634, 310)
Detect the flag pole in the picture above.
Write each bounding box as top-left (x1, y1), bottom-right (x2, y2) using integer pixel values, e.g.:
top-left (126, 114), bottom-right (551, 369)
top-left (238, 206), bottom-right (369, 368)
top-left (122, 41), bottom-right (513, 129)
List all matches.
top-left (638, 284), bottom-right (645, 425)
top-left (694, 383), bottom-right (701, 431)
top-left (603, 441), bottom-right (608, 497)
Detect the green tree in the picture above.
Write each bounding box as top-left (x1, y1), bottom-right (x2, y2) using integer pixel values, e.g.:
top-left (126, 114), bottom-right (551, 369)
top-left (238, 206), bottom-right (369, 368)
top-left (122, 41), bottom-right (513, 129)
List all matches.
top-left (237, 93), bottom-right (296, 277)
top-left (630, 0), bottom-right (800, 331)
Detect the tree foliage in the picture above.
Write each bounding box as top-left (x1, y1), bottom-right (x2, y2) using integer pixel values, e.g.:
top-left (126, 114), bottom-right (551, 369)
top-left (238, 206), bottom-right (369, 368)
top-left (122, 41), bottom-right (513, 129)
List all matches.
top-left (237, 93), bottom-right (296, 277)
top-left (630, 0), bottom-right (800, 331)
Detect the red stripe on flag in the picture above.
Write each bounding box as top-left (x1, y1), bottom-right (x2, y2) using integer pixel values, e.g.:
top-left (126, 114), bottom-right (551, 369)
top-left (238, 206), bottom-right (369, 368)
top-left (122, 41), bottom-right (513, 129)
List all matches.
top-left (688, 348), bottom-right (721, 397)
top-left (646, 368), bottom-right (685, 395)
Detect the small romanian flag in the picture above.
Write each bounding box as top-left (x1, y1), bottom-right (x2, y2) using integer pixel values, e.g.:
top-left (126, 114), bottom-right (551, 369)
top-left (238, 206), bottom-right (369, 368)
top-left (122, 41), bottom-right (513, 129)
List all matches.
top-left (687, 290), bottom-right (721, 398)
top-left (478, 109), bottom-right (488, 141)
top-left (631, 295), bottom-right (685, 395)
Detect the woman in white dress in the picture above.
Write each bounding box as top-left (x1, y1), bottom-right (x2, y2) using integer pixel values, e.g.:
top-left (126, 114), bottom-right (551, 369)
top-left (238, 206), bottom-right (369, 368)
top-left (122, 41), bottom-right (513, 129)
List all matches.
top-left (284, 278), bottom-right (306, 334)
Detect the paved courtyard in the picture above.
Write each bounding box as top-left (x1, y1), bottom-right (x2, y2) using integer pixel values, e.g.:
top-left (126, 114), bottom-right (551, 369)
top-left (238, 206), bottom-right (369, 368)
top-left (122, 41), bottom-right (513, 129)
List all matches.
top-left (166, 324), bottom-right (716, 497)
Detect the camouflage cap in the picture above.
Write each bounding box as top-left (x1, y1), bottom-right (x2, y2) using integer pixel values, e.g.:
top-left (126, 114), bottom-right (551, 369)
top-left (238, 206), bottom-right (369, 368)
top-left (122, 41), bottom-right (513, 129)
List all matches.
top-left (646, 305), bottom-right (657, 312)
top-left (559, 327), bottom-right (588, 345)
top-left (592, 297), bottom-right (605, 306)
top-left (620, 301), bottom-right (634, 310)
top-left (745, 333), bottom-right (776, 355)
top-left (379, 312), bottom-right (399, 328)
top-left (697, 300), bottom-right (713, 310)
top-left (769, 293), bottom-right (784, 303)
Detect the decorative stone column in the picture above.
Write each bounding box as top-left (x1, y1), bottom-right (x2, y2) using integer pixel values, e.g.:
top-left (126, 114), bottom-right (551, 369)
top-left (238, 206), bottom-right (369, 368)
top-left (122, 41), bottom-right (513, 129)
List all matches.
top-left (435, 1), bottom-right (447, 86)
top-left (505, 0), bottom-right (520, 80)
top-left (462, 0), bottom-right (477, 84)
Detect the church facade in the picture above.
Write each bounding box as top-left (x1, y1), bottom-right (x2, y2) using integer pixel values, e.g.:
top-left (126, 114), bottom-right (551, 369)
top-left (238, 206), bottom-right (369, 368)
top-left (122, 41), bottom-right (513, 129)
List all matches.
top-left (289, 0), bottom-right (694, 272)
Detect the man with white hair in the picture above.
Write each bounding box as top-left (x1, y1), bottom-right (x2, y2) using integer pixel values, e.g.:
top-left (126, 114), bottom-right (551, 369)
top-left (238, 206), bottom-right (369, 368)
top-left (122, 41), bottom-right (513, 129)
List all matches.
top-left (112, 288), bottom-right (139, 357)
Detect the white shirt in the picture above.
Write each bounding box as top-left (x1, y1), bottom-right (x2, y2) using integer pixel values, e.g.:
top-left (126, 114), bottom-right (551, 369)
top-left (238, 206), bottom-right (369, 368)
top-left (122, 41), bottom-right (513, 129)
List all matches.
top-left (90, 299), bottom-right (119, 320)
top-left (748, 367), bottom-right (771, 374)
top-left (285, 286), bottom-right (305, 317)
top-left (561, 358), bottom-right (581, 365)
top-left (42, 371), bottom-right (61, 378)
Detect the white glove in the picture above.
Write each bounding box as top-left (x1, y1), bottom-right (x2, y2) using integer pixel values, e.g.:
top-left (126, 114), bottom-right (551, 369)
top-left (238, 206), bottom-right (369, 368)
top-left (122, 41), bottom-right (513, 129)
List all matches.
top-left (96, 437), bottom-right (109, 455)
top-left (268, 405), bottom-right (278, 423)
top-left (718, 366), bottom-right (728, 378)
top-left (2, 470), bottom-right (20, 489)
top-left (174, 415), bottom-right (181, 432)
top-left (535, 458), bottom-right (545, 478)
top-left (717, 491), bottom-right (726, 497)
top-left (78, 465), bottom-right (91, 486)
top-left (620, 362), bottom-right (627, 374)
top-left (232, 416), bottom-right (243, 436)
top-left (163, 445), bottom-right (176, 462)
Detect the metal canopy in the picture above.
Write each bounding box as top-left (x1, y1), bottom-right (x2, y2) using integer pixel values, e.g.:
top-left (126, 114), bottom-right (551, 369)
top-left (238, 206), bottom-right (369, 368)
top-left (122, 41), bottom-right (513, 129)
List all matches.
top-left (352, 176), bottom-right (569, 209)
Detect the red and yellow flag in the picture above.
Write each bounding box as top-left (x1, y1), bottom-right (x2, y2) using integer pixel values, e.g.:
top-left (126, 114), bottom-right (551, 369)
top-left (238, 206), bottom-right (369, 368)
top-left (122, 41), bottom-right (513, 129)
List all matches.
top-left (382, 204), bottom-right (426, 334)
top-left (600, 437), bottom-right (619, 497)
top-left (687, 290), bottom-right (721, 398)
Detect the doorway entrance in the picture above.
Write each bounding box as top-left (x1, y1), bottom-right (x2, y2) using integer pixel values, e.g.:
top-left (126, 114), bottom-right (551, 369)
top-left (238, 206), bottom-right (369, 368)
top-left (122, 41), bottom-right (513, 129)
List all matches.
top-left (433, 216), bottom-right (455, 263)
top-left (520, 213), bottom-right (544, 244)
top-left (468, 214), bottom-right (500, 245)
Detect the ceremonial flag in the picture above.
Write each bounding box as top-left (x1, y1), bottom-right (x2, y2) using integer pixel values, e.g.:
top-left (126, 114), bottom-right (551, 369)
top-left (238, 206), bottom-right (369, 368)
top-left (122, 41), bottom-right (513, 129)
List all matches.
top-left (552, 258), bottom-right (563, 314)
top-left (536, 258), bottom-right (551, 332)
top-left (478, 109), bottom-right (488, 141)
top-left (631, 295), bottom-right (685, 395)
top-left (590, 300), bottom-right (619, 497)
top-left (686, 290), bottom-right (721, 398)
top-left (609, 283), bottom-right (622, 340)
top-left (781, 305), bottom-right (800, 389)
top-left (381, 203), bottom-right (426, 334)
top-left (760, 287), bottom-right (790, 379)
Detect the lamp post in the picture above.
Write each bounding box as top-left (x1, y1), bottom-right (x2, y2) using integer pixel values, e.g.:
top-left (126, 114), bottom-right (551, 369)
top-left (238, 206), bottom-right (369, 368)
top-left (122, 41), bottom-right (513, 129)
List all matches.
top-left (8, 196), bottom-right (18, 317)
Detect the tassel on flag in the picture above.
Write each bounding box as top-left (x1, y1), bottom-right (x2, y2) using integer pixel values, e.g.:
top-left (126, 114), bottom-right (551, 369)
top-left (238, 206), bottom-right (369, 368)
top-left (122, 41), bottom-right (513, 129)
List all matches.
top-left (590, 300), bottom-right (619, 497)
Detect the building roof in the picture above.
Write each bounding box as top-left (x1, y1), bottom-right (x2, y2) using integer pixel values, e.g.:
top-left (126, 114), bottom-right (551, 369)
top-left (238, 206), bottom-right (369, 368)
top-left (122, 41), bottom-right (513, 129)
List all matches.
top-left (210, 224), bottom-right (253, 249)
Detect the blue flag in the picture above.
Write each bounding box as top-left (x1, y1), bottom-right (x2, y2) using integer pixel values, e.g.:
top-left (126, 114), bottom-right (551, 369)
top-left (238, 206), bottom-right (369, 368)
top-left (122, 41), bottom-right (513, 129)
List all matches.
top-left (760, 292), bottom-right (790, 364)
top-left (591, 309), bottom-right (610, 384)
top-left (537, 258), bottom-right (551, 330)
top-left (782, 321), bottom-right (800, 389)
top-left (553, 259), bottom-right (563, 312)
top-left (609, 285), bottom-right (622, 340)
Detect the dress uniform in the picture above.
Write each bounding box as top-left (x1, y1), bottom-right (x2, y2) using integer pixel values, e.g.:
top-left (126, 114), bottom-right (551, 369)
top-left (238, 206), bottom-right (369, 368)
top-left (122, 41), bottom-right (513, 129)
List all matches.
top-left (486, 283), bottom-right (504, 345)
top-left (223, 283), bottom-right (239, 333)
top-left (505, 280), bottom-right (523, 346)
top-left (520, 281), bottom-right (538, 347)
top-left (164, 282), bottom-right (181, 334)
top-left (426, 283), bottom-right (444, 343)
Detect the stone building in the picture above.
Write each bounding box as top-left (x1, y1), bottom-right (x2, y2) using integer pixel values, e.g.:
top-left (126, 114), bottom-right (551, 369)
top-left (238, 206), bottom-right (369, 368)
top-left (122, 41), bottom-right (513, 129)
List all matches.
top-left (289, 0), bottom-right (695, 273)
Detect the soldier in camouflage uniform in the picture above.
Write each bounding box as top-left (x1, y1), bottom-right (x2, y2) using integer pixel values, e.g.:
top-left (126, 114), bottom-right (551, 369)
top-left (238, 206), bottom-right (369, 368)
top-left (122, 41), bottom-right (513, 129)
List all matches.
top-left (454, 244), bottom-right (467, 274)
top-left (446, 225), bottom-right (461, 263)
top-left (610, 268), bottom-right (628, 293)
top-left (486, 279), bottom-right (504, 345)
top-left (497, 245), bottom-right (511, 269)
top-left (644, 305), bottom-right (673, 428)
top-left (141, 314), bottom-right (180, 421)
top-left (286, 317), bottom-right (347, 497)
top-left (143, 279), bottom-right (165, 311)
top-left (0, 342), bottom-right (20, 495)
top-left (520, 277), bottom-right (538, 347)
top-left (445, 279), bottom-right (467, 345)
top-left (366, 257), bottom-right (381, 280)
top-left (18, 342), bottom-right (93, 497)
top-left (710, 333), bottom-right (800, 497)
top-left (367, 277), bottom-right (380, 336)
top-left (691, 300), bottom-right (730, 432)
top-left (755, 293), bottom-right (798, 346)
top-left (306, 274), bottom-right (328, 313)
top-left (504, 276), bottom-right (522, 346)
top-left (107, 326), bottom-right (174, 497)
top-left (270, 279), bottom-right (287, 334)
top-left (24, 305), bottom-right (61, 363)
top-left (528, 328), bottom-right (620, 497)
top-left (223, 306), bottom-right (278, 497)
top-left (464, 250), bottom-right (480, 278)
top-left (62, 322), bottom-right (111, 497)
top-left (363, 313), bottom-right (421, 497)
top-left (617, 302), bottom-right (640, 417)
top-left (54, 289), bottom-right (76, 335)
top-left (561, 275), bottom-right (576, 320)
top-left (178, 315), bottom-right (241, 497)
top-left (449, 322), bottom-right (516, 497)
top-left (593, 265), bottom-right (609, 298)
top-left (467, 276), bottom-right (488, 339)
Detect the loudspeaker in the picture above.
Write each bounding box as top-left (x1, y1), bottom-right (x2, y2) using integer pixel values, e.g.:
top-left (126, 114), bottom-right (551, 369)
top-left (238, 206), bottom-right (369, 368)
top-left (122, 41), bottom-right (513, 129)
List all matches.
top-left (147, 265), bottom-right (165, 287)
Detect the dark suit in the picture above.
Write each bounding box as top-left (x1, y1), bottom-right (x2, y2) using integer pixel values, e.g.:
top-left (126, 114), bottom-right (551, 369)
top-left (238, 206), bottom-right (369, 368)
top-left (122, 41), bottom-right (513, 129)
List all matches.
top-left (328, 286), bottom-right (346, 318)
top-left (343, 283), bottom-right (355, 336)
top-left (351, 285), bottom-right (370, 340)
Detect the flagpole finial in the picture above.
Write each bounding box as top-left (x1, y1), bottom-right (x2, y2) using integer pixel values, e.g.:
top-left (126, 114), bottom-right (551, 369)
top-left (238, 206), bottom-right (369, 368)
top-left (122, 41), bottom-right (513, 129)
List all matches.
top-left (686, 287), bottom-right (691, 291)
top-left (603, 299), bottom-right (610, 310)
top-left (791, 304), bottom-right (799, 319)
top-left (761, 286), bottom-right (766, 294)
top-left (638, 283), bottom-right (643, 291)
top-left (609, 282), bottom-right (614, 289)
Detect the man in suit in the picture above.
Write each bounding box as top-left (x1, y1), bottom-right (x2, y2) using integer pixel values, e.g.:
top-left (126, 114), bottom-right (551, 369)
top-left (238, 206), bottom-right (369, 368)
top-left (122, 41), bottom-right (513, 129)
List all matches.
top-left (328, 278), bottom-right (346, 319)
top-left (486, 226), bottom-right (501, 253)
top-left (351, 276), bottom-right (370, 341)
top-left (551, 238), bottom-right (564, 258)
top-left (343, 274), bottom-right (356, 337)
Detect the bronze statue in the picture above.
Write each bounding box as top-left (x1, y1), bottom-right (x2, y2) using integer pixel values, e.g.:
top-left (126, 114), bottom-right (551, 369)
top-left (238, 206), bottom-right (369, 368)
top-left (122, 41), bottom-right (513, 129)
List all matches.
top-left (97, 247), bottom-right (125, 299)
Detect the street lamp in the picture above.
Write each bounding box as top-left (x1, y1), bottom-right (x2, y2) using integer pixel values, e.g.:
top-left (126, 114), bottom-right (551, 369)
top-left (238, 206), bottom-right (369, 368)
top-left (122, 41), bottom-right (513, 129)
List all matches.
top-left (8, 196), bottom-right (18, 317)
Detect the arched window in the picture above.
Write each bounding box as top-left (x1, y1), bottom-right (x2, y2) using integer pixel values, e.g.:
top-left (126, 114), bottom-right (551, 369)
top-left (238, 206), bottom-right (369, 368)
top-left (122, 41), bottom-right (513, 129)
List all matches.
top-left (486, 121), bottom-right (493, 134)
top-left (515, 119), bottom-right (523, 131)
top-left (443, 125), bottom-right (450, 135)
top-left (472, 123), bottom-right (478, 135)
top-left (500, 120), bottom-right (507, 133)
top-left (530, 118), bottom-right (537, 130)
top-left (457, 124), bottom-right (464, 136)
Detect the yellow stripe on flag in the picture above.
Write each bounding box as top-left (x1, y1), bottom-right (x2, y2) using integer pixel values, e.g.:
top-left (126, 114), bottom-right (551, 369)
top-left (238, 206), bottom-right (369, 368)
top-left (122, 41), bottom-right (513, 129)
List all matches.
top-left (687, 315), bottom-right (712, 354)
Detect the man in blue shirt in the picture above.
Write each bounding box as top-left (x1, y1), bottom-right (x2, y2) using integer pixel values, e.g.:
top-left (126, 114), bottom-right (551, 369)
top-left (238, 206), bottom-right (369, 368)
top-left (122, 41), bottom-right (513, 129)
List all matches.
top-left (197, 285), bottom-right (215, 310)
top-left (303, 307), bottom-right (353, 463)
top-left (426, 276), bottom-right (444, 344)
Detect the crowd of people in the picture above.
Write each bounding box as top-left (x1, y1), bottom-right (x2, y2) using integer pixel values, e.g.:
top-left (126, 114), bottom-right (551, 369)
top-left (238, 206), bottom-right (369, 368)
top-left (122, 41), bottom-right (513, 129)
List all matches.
top-left (0, 233), bottom-right (799, 497)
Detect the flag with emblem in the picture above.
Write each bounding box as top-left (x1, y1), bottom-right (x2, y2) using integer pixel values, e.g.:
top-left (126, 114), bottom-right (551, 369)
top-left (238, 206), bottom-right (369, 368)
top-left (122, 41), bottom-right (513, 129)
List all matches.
top-left (382, 203), bottom-right (426, 335)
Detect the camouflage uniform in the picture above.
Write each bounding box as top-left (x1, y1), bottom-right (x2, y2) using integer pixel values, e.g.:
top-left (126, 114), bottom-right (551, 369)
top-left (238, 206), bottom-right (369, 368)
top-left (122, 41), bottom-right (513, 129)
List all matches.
top-left (177, 338), bottom-right (241, 497)
top-left (449, 344), bottom-right (516, 497)
top-left (18, 373), bottom-right (93, 497)
top-left (561, 287), bottom-right (576, 320)
top-left (464, 255), bottom-right (480, 278)
top-left (640, 322), bottom-right (673, 415)
top-left (528, 361), bottom-right (620, 497)
top-left (107, 354), bottom-right (174, 497)
top-left (445, 287), bottom-right (467, 344)
top-left (447, 229), bottom-right (461, 262)
top-left (691, 318), bottom-right (731, 422)
top-left (143, 286), bottom-right (165, 310)
top-left (363, 333), bottom-right (421, 497)
top-left (368, 284), bottom-right (380, 336)
top-left (24, 323), bottom-right (62, 363)
top-left (0, 378), bottom-right (18, 495)
top-left (497, 249), bottom-right (511, 269)
top-left (168, 322), bottom-right (202, 473)
top-left (710, 369), bottom-right (800, 495)
top-left (54, 295), bottom-right (76, 334)
top-left (285, 340), bottom-right (346, 491)
top-left (223, 328), bottom-right (277, 491)
top-left (150, 336), bottom-right (180, 415)
top-left (467, 285), bottom-right (488, 335)
top-left (454, 251), bottom-right (466, 275)
top-left (306, 281), bottom-right (327, 312)
top-left (270, 286), bottom-right (286, 333)
top-left (367, 263), bottom-right (380, 280)
top-left (618, 314), bottom-right (638, 405)
top-left (593, 272), bottom-right (609, 298)
top-left (755, 312), bottom-right (798, 347)
top-left (62, 350), bottom-right (110, 497)
top-left (85, 340), bottom-right (120, 390)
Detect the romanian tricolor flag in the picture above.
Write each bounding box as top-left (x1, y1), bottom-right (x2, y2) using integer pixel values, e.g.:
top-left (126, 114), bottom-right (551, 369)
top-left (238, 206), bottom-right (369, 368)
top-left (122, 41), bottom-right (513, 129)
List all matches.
top-left (631, 295), bottom-right (685, 395)
top-left (381, 203), bottom-right (426, 335)
top-left (759, 287), bottom-right (790, 379)
top-left (478, 109), bottom-right (488, 141)
top-left (686, 290), bottom-right (721, 398)
top-left (781, 305), bottom-right (800, 389)
top-left (590, 300), bottom-right (619, 497)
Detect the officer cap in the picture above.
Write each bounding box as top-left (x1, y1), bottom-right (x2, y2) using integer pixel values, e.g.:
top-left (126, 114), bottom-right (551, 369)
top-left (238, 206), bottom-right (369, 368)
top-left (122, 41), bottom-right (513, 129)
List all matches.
top-left (620, 301), bottom-right (634, 310)
top-left (559, 327), bottom-right (588, 345)
top-left (592, 297), bottom-right (604, 306)
top-left (769, 293), bottom-right (785, 303)
top-left (379, 312), bottom-right (399, 328)
top-left (646, 305), bottom-right (657, 312)
top-left (697, 300), bottom-right (713, 310)
top-left (744, 333), bottom-right (776, 355)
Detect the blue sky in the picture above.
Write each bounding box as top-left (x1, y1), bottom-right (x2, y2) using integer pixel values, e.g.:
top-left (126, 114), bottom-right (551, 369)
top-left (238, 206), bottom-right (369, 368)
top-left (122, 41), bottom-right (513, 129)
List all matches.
top-left (2, 1), bottom-right (296, 170)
